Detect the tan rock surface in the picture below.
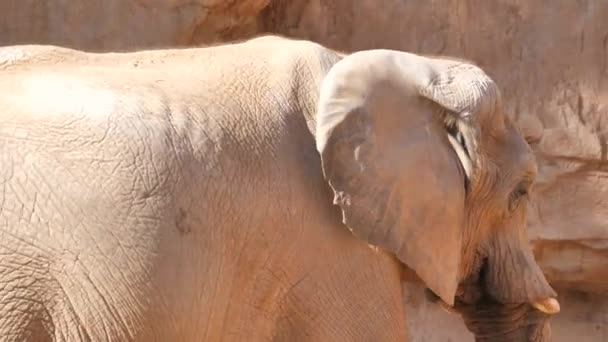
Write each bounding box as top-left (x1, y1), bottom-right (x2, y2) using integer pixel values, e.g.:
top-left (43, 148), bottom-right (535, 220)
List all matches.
top-left (1, 0), bottom-right (607, 340)
top-left (0, 0), bottom-right (269, 51)
top-left (404, 282), bottom-right (608, 342)
top-left (261, 0), bottom-right (608, 295)
top-left (261, 2), bottom-right (608, 340)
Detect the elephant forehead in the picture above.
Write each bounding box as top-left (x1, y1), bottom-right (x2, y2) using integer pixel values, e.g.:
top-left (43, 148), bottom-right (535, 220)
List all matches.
top-left (505, 127), bottom-right (537, 174)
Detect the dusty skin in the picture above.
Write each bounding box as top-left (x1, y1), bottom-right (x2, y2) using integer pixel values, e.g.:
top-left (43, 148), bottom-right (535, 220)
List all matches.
top-left (0, 35), bottom-right (557, 341)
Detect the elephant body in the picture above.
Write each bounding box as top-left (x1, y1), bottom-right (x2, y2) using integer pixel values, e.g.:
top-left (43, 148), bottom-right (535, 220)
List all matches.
top-left (0, 37), bottom-right (408, 341)
top-left (0, 35), bottom-right (558, 341)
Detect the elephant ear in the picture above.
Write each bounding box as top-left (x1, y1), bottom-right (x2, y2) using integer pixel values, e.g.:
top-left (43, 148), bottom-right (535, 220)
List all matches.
top-left (315, 50), bottom-right (499, 306)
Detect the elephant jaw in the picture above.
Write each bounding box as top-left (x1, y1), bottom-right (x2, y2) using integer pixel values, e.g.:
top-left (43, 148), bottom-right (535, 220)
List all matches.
top-left (424, 287), bottom-right (560, 316)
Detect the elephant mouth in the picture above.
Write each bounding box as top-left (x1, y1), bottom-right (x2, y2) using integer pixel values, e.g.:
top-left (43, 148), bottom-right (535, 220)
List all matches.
top-left (423, 256), bottom-right (488, 313)
top-left (424, 259), bottom-right (560, 317)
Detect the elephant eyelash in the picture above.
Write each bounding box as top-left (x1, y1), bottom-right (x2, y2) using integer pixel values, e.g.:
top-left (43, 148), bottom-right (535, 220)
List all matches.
top-left (514, 187), bottom-right (528, 198)
top-left (508, 184), bottom-right (530, 212)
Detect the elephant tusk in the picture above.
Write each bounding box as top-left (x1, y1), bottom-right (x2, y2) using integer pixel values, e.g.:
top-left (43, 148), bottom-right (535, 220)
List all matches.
top-left (531, 297), bottom-right (561, 314)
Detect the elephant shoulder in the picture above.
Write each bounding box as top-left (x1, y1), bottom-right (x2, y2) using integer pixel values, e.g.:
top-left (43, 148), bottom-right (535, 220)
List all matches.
top-left (0, 44), bottom-right (87, 71)
top-left (237, 35), bottom-right (344, 75)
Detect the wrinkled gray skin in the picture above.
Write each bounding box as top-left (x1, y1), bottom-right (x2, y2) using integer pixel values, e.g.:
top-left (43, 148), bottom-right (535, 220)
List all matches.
top-left (0, 35), bottom-right (558, 341)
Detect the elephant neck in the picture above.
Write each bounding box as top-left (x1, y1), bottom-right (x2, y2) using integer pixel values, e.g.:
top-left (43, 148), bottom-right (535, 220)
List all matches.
top-left (296, 51), bottom-right (346, 139)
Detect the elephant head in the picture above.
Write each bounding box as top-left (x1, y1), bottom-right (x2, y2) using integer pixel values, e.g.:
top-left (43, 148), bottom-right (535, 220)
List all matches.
top-left (315, 50), bottom-right (559, 339)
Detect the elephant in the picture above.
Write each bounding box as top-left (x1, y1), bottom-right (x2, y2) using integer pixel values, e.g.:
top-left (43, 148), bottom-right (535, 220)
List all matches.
top-left (0, 34), bottom-right (559, 341)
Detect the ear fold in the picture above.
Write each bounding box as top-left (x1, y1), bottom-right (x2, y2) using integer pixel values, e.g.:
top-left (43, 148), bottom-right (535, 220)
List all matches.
top-left (316, 50), bottom-right (499, 306)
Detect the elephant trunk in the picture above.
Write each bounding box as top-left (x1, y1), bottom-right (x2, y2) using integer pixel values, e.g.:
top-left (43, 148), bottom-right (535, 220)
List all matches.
top-left (449, 223), bottom-right (559, 341)
top-left (458, 301), bottom-right (553, 342)
top-left (483, 230), bottom-right (558, 313)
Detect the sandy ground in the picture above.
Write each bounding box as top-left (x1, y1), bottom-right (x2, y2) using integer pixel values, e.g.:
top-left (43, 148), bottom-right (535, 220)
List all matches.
top-left (404, 282), bottom-right (608, 342)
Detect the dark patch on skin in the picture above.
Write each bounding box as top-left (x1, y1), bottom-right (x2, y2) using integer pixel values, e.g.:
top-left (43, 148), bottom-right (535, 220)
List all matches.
top-left (175, 208), bottom-right (190, 235)
top-left (140, 190), bottom-right (152, 199)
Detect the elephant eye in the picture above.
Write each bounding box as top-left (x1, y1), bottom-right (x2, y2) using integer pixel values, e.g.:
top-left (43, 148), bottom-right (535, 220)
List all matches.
top-left (508, 183), bottom-right (529, 212)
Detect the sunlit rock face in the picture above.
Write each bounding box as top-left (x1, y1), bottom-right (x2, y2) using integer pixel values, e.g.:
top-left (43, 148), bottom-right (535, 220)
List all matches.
top-left (1, 1), bottom-right (607, 340)
top-left (0, 0), bottom-right (270, 50)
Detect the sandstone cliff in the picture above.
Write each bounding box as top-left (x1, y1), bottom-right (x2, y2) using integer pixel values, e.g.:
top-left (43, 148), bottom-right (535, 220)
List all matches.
top-left (260, 2), bottom-right (608, 340)
top-left (1, 0), bottom-right (607, 341)
top-left (261, 1), bottom-right (608, 297)
top-left (0, 0), bottom-right (269, 50)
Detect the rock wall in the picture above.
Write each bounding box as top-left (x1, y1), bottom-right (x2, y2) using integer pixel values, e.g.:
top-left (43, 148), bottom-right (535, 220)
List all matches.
top-left (0, 0), bottom-right (269, 51)
top-left (1, 0), bottom-right (607, 341)
top-left (259, 2), bottom-right (608, 340)
top-left (261, 1), bottom-right (608, 295)
top-left (404, 282), bottom-right (608, 342)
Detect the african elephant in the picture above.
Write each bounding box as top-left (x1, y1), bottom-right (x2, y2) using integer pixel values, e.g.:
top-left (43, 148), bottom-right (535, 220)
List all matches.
top-left (0, 35), bottom-right (558, 341)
